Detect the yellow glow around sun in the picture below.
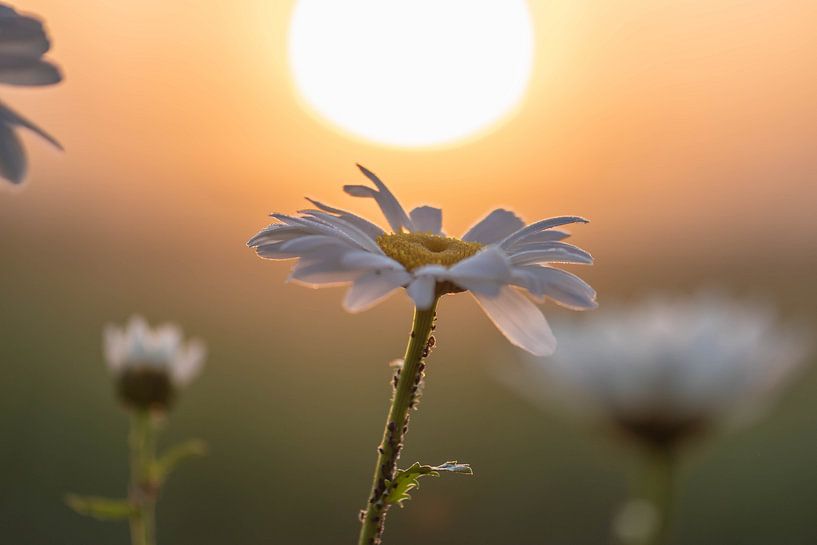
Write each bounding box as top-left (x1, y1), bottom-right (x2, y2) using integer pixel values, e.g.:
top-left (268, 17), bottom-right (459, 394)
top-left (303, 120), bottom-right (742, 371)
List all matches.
top-left (287, 0), bottom-right (534, 148)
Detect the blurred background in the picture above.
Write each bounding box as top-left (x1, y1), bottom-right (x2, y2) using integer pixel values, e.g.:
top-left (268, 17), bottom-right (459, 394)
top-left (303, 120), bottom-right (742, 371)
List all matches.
top-left (1, 0), bottom-right (817, 543)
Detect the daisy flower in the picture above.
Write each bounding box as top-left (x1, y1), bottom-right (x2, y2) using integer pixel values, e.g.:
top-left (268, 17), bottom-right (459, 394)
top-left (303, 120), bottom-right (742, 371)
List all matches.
top-left (71, 316), bottom-right (207, 541)
top-left (104, 316), bottom-right (206, 411)
top-left (247, 164), bottom-right (596, 356)
top-left (507, 292), bottom-right (810, 545)
top-left (514, 292), bottom-right (810, 449)
top-left (249, 165), bottom-right (595, 544)
top-left (0, 3), bottom-right (63, 185)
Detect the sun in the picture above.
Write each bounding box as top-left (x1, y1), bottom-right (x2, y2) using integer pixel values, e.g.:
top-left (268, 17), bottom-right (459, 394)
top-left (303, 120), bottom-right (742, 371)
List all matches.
top-left (287, 0), bottom-right (534, 148)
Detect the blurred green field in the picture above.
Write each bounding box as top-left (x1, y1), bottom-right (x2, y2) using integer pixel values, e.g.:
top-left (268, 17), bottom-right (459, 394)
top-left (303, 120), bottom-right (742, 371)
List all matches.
top-left (2, 218), bottom-right (817, 545)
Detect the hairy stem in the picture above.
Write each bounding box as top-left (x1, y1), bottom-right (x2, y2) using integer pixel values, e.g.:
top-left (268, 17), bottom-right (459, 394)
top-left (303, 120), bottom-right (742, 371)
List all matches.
top-left (129, 411), bottom-right (157, 545)
top-left (357, 302), bottom-right (438, 545)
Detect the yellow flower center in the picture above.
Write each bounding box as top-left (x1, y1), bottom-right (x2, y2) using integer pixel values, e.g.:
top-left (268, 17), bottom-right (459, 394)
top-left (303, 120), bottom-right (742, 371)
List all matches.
top-left (376, 232), bottom-right (483, 271)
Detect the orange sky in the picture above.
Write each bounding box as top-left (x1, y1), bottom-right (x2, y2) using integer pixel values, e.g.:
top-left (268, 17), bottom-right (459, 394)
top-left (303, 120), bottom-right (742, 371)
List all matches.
top-left (2, 0), bottom-right (816, 266)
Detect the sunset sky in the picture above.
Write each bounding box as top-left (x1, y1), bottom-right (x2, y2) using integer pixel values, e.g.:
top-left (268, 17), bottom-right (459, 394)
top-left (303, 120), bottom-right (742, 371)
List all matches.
top-left (1, 0), bottom-right (814, 266)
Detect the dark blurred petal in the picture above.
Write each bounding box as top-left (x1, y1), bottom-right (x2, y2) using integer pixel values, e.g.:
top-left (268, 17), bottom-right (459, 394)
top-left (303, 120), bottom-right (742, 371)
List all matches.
top-left (0, 100), bottom-right (62, 149)
top-left (0, 121), bottom-right (26, 183)
top-left (0, 7), bottom-right (50, 58)
top-left (0, 58), bottom-right (61, 85)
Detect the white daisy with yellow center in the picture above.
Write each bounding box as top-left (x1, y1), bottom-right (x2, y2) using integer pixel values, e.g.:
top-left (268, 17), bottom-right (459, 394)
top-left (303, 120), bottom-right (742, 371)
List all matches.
top-left (247, 165), bottom-right (596, 356)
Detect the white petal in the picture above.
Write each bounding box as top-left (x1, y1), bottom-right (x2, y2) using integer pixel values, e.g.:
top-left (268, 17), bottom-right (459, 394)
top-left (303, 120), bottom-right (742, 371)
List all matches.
top-left (355, 165), bottom-right (408, 218)
top-left (343, 164), bottom-right (414, 232)
top-left (344, 184), bottom-right (408, 233)
top-left (444, 246), bottom-right (512, 295)
top-left (279, 234), bottom-right (356, 254)
top-left (254, 241), bottom-right (300, 260)
top-left (283, 244), bottom-right (361, 286)
top-left (512, 266), bottom-right (597, 310)
top-left (278, 241), bottom-right (361, 288)
top-left (413, 264), bottom-right (448, 276)
top-left (247, 223), bottom-right (310, 247)
top-left (500, 216), bottom-right (589, 250)
top-left (289, 259), bottom-right (363, 287)
top-left (121, 316), bottom-right (150, 367)
top-left (508, 242), bottom-right (594, 266)
top-left (342, 184), bottom-right (376, 198)
top-left (449, 278), bottom-right (505, 295)
top-left (154, 324), bottom-right (183, 354)
top-left (409, 206), bottom-right (443, 234)
top-left (304, 198), bottom-right (385, 239)
top-left (472, 287), bottom-right (556, 356)
top-left (303, 197), bottom-right (351, 215)
top-left (128, 316), bottom-right (150, 337)
top-left (407, 275), bottom-right (436, 309)
top-left (515, 230), bottom-right (570, 243)
top-left (343, 270), bottom-right (411, 313)
top-left (297, 209), bottom-right (384, 254)
top-left (268, 214), bottom-right (374, 253)
top-left (340, 250), bottom-right (405, 271)
top-left (462, 209), bottom-right (525, 244)
top-left (103, 325), bottom-right (126, 372)
top-left (172, 339), bottom-right (206, 386)
top-left (254, 231), bottom-right (356, 260)
top-left (448, 246), bottom-right (511, 279)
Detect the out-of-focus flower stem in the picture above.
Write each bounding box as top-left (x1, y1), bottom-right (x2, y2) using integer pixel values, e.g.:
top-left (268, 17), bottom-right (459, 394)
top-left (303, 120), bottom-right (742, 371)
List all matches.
top-left (357, 301), bottom-right (438, 545)
top-left (643, 447), bottom-right (675, 545)
top-left (129, 411), bottom-right (158, 545)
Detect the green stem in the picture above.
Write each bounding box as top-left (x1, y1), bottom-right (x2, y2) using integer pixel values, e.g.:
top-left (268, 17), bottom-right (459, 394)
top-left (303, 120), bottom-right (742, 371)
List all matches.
top-left (129, 411), bottom-right (158, 545)
top-left (642, 448), bottom-right (675, 545)
top-left (650, 448), bottom-right (675, 545)
top-left (357, 302), bottom-right (438, 545)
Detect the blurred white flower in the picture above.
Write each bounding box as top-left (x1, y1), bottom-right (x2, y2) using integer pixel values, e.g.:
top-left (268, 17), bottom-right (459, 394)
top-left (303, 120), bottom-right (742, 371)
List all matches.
top-left (248, 164), bottom-right (596, 356)
top-left (104, 316), bottom-right (206, 410)
top-left (512, 292), bottom-right (810, 447)
top-left (0, 3), bottom-right (62, 185)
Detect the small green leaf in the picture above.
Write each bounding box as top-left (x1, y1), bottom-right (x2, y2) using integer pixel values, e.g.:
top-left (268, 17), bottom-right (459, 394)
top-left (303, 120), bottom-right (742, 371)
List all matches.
top-left (432, 461), bottom-right (474, 474)
top-left (65, 494), bottom-right (136, 520)
top-left (152, 439), bottom-right (207, 483)
top-left (385, 461), bottom-right (473, 507)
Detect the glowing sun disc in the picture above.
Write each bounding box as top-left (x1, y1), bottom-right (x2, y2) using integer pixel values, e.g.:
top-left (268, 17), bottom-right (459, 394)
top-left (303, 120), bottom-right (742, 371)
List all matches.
top-left (287, 0), bottom-right (534, 147)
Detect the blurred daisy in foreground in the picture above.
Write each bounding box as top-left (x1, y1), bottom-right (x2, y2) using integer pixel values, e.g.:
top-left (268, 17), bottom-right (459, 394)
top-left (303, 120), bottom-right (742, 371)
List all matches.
top-left (524, 293), bottom-right (808, 447)
top-left (104, 315), bottom-right (205, 412)
top-left (507, 291), bottom-right (810, 545)
top-left (0, 3), bottom-right (63, 185)
top-left (248, 163), bottom-right (595, 356)
top-left (248, 165), bottom-right (594, 545)
top-left (68, 316), bottom-right (206, 545)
